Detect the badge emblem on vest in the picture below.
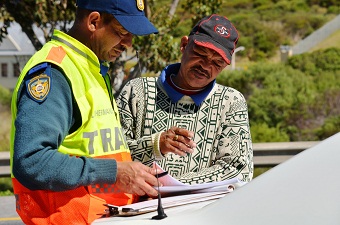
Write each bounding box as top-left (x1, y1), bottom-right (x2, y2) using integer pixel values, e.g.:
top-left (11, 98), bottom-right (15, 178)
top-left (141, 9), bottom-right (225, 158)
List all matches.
top-left (136, 0), bottom-right (144, 11)
top-left (27, 73), bottom-right (50, 102)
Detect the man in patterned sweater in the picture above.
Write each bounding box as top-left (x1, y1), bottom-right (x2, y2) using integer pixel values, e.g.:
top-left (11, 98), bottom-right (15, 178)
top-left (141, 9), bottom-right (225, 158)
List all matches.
top-left (117, 14), bottom-right (253, 184)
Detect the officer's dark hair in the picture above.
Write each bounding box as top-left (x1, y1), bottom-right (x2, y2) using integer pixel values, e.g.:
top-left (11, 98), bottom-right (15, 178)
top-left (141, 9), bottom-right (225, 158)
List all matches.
top-left (74, 8), bottom-right (116, 26)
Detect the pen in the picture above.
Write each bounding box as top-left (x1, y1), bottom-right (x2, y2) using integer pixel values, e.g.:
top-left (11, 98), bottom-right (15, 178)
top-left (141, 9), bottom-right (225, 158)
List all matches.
top-left (155, 171), bottom-right (168, 178)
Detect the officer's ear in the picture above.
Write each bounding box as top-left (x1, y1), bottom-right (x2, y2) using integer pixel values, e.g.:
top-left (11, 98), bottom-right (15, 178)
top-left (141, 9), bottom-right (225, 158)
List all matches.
top-left (87, 11), bottom-right (101, 32)
top-left (180, 36), bottom-right (189, 53)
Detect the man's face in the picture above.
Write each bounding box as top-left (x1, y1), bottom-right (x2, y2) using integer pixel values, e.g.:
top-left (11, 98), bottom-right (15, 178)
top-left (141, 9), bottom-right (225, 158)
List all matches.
top-left (178, 38), bottom-right (228, 90)
top-left (91, 17), bottom-right (133, 62)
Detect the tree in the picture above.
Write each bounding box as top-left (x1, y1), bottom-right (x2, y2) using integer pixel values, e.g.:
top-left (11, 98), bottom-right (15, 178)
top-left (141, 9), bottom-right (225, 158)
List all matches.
top-left (217, 47), bottom-right (340, 142)
top-left (0, 0), bottom-right (232, 98)
top-left (182, 0), bottom-right (222, 24)
top-left (0, 0), bottom-right (183, 98)
top-left (0, 5), bottom-right (12, 43)
top-left (1, 0), bottom-right (75, 50)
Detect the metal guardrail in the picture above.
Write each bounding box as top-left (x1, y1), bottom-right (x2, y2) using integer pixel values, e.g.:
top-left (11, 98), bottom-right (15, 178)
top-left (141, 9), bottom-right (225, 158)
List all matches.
top-left (0, 141), bottom-right (320, 177)
top-left (253, 141), bottom-right (319, 167)
top-left (0, 151), bottom-right (10, 178)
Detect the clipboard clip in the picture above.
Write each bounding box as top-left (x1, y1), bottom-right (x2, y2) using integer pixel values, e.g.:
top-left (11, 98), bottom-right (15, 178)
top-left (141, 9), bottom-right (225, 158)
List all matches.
top-left (104, 203), bottom-right (140, 217)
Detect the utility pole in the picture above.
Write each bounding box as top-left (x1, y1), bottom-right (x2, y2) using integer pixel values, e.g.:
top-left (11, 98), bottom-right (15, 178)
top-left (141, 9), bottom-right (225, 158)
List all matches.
top-left (144, 0), bottom-right (148, 18)
top-left (231, 46), bottom-right (245, 70)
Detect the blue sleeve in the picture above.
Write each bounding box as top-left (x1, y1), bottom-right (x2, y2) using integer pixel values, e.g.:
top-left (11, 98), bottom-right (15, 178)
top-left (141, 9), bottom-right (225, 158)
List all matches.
top-left (13, 67), bottom-right (117, 191)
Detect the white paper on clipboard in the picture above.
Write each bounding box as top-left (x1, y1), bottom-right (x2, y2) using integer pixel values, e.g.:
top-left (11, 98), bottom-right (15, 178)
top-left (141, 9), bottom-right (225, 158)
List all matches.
top-left (153, 163), bottom-right (246, 195)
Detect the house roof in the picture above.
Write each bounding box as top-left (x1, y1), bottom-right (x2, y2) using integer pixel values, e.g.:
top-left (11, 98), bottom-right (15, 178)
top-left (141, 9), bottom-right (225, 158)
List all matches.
top-left (0, 22), bottom-right (36, 55)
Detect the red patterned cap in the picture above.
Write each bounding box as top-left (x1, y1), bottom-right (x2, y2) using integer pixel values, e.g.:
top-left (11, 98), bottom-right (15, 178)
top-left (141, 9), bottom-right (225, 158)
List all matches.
top-left (189, 14), bottom-right (239, 64)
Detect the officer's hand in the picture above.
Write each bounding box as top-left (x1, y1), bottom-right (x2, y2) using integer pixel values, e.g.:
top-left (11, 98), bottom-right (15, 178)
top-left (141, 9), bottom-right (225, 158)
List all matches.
top-left (159, 126), bottom-right (196, 157)
top-left (115, 161), bottom-right (159, 197)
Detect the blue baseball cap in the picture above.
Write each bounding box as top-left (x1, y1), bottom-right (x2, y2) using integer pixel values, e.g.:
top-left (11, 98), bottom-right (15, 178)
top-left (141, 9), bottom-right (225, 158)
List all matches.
top-left (76, 0), bottom-right (158, 35)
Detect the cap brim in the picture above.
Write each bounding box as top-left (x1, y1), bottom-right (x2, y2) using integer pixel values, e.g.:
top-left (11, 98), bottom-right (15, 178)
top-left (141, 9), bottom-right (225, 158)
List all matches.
top-left (193, 35), bottom-right (232, 65)
top-left (115, 15), bottom-right (158, 35)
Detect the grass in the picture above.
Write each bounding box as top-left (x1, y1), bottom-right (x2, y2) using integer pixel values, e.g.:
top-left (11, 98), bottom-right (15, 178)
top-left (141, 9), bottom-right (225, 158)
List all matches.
top-left (0, 178), bottom-right (13, 196)
top-left (0, 110), bottom-right (11, 152)
top-left (310, 29), bottom-right (340, 52)
top-left (0, 86), bottom-right (13, 196)
top-left (254, 167), bottom-right (273, 178)
top-left (0, 85), bottom-right (12, 152)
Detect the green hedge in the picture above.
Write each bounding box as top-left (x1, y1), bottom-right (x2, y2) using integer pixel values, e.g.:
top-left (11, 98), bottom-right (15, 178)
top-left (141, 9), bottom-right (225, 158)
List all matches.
top-left (217, 48), bottom-right (340, 142)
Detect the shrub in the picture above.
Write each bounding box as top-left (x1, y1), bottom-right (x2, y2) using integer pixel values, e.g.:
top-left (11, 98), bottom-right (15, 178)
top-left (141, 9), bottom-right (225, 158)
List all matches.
top-left (0, 85), bottom-right (11, 107)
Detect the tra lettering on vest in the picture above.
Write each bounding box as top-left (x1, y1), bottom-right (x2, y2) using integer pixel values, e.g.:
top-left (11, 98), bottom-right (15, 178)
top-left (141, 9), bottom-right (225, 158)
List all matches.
top-left (83, 127), bottom-right (128, 154)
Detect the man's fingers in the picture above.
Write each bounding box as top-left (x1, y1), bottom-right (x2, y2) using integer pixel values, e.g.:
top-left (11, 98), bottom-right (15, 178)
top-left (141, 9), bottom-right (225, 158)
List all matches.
top-left (134, 187), bottom-right (146, 196)
top-left (115, 162), bottom-right (161, 197)
top-left (144, 165), bottom-right (157, 176)
top-left (160, 127), bottom-right (196, 156)
top-left (172, 126), bottom-right (194, 140)
top-left (138, 171), bottom-right (159, 197)
top-left (142, 168), bottom-right (159, 186)
top-left (172, 136), bottom-right (195, 153)
top-left (132, 173), bottom-right (159, 197)
top-left (168, 145), bottom-right (187, 157)
top-left (142, 183), bottom-right (158, 197)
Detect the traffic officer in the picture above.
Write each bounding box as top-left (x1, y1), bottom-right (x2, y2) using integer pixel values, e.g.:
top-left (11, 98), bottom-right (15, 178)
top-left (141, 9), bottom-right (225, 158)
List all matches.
top-left (10, 0), bottom-right (159, 224)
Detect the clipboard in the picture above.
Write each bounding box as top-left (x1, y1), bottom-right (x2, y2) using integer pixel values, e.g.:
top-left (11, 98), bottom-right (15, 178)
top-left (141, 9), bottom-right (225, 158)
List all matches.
top-left (104, 191), bottom-right (229, 217)
top-left (103, 163), bottom-right (247, 217)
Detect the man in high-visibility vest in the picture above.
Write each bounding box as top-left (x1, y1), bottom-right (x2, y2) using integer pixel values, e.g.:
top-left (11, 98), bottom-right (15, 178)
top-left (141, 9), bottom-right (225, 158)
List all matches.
top-left (10, 0), bottom-right (159, 224)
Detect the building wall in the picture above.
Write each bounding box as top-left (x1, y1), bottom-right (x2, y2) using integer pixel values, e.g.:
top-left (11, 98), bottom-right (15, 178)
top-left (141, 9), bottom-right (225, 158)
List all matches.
top-left (0, 55), bottom-right (30, 90)
top-left (0, 22), bottom-right (36, 90)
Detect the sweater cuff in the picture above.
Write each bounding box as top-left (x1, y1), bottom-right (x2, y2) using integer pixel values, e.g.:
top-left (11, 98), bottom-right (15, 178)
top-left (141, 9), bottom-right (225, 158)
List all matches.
top-left (152, 132), bottom-right (166, 160)
top-left (92, 158), bottom-right (117, 184)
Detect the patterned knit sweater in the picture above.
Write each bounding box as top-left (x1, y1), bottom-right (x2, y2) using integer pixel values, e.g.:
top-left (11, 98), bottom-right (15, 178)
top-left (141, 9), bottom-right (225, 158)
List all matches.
top-left (117, 73), bottom-right (253, 184)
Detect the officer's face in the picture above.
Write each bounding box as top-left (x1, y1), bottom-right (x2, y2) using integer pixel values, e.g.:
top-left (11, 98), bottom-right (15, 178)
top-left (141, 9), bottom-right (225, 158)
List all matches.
top-left (90, 16), bottom-right (133, 62)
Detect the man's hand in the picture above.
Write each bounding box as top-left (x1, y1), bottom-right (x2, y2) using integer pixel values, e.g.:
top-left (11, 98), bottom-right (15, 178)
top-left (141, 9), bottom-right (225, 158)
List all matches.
top-left (160, 126), bottom-right (196, 156)
top-left (115, 161), bottom-right (159, 197)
